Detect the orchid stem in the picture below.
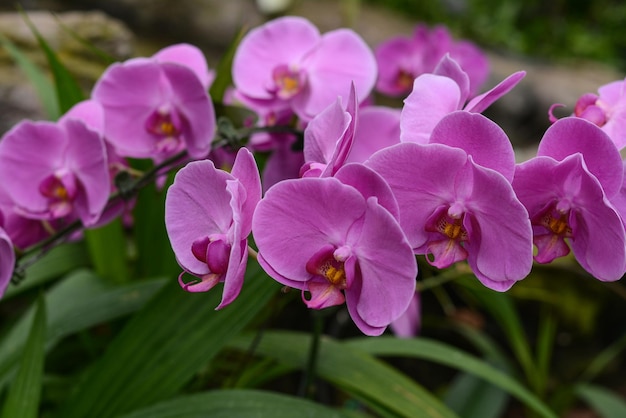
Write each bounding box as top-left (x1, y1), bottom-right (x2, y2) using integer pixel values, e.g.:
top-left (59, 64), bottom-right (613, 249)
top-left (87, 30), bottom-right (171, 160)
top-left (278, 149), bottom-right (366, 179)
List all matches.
top-left (298, 310), bottom-right (324, 399)
top-left (14, 150), bottom-right (190, 271)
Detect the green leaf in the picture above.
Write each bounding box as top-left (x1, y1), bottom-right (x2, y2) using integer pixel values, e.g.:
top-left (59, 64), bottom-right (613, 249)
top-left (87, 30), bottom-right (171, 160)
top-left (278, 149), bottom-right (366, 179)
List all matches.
top-left (456, 281), bottom-right (537, 389)
top-left (1, 295), bottom-right (46, 418)
top-left (85, 218), bottom-right (129, 283)
top-left (60, 264), bottom-right (278, 418)
top-left (132, 177), bottom-right (180, 278)
top-left (578, 332), bottom-right (626, 382)
top-left (345, 337), bottom-right (556, 418)
top-left (444, 372), bottom-right (508, 418)
top-left (119, 389), bottom-right (351, 418)
top-left (0, 33), bottom-right (59, 119)
top-left (229, 331), bottom-right (458, 418)
top-left (575, 383), bottom-right (626, 418)
top-left (0, 270), bottom-right (165, 391)
top-left (20, 9), bottom-right (84, 113)
top-left (209, 26), bottom-right (246, 103)
top-left (4, 242), bottom-right (90, 300)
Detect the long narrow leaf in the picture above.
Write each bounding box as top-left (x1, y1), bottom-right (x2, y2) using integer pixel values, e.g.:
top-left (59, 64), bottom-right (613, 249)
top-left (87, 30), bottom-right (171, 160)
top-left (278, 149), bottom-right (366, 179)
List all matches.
top-left (444, 372), bottom-right (508, 418)
top-left (229, 331), bottom-right (458, 418)
top-left (20, 10), bottom-right (84, 113)
top-left (0, 33), bottom-right (59, 119)
top-left (85, 218), bottom-right (129, 283)
top-left (575, 383), bottom-right (626, 418)
top-left (345, 337), bottom-right (556, 418)
top-left (0, 270), bottom-right (165, 390)
top-left (456, 281), bottom-right (537, 389)
top-left (3, 242), bottom-right (89, 300)
top-left (0, 295), bottom-right (46, 418)
top-left (60, 264), bottom-right (278, 418)
top-left (119, 389), bottom-right (351, 418)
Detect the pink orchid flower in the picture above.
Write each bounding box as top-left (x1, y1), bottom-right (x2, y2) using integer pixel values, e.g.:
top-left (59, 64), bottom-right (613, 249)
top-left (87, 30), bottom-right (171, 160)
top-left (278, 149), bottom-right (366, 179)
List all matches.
top-left (513, 117), bottom-right (626, 281)
top-left (0, 225), bottom-right (15, 298)
top-left (549, 78), bottom-right (626, 149)
top-left (0, 118), bottom-right (110, 227)
top-left (253, 174), bottom-right (416, 336)
top-left (232, 16), bottom-right (377, 121)
top-left (92, 45), bottom-right (216, 163)
top-left (367, 112), bottom-right (533, 291)
top-left (375, 24), bottom-right (489, 98)
top-left (165, 148), bottom-right (261, 309)
top-left (400, 55), bottom-right (525, 144)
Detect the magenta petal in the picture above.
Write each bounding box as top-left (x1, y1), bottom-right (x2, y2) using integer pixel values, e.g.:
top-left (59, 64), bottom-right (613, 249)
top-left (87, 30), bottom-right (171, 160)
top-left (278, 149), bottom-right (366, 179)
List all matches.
top-left (346, 198), bottom-right (416, 330)
top-left (253, 177), bottom-right (366, 283)
top-left (161, 62), bottom-right (215, 159)
top-left (347, 106), bottom-right (401, 164)
top-left (366, 143), bottom-right (468, 248)
top-left (464, 71), bottom-right (526, 113)
top-left (230, 148), bottom-right (262, 236)
top-left (0, 227), bottom-right (15, 298)
top-left (561, 156), bottom-right (626, 281)
top-left (304, 279), bottom-right (346, 309)
top-left (390, 291), bottom-right (420, 338)
top-left (462, 160), bottom-right (533, 290)
top-left (93, 60), bottom-right (171, 157)
top-left (429, 111), bottom-right (516, 182)
top-left (375, 37), bottom-right (417, 96)
top-left (233, 16), bottom-right (320, 100)
top-left (153, 43), bottom-right (214, 89)
top-left (61, 99), bottom-right (105, 133)
top-left (165, 160), bottom-right (233, 275)
top-left (335, 163), bottom-right (400, 220)
top-left (296, 29), bottom-right (376, 119)
top-left (303, 97), bottom-right (351, 169)
top-left (400, 74), bottom-right (461, 144)
top-left (433, 54), bottom-right (470, 104)
top-left (61, 119), bottom-right (110, 226)
top-left (0, 121), bottom-right (66, 216)
top-left (537, 117), bottom-right (623, 198)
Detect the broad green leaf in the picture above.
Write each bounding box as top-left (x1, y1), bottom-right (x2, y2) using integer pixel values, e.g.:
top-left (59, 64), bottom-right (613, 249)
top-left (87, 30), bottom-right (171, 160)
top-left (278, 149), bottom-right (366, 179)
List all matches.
top-left (119, 389), bottom-right (351, 418)
top-left (0, 270), bottom-right (165, 390)
top-left (444, 372), bottom-right (508, 418)
top-left (21, 10), bottom-right (84, 113)
top-left (85, 218), bottom-right (129, 283)
top-left (3, 242), bottom-right (90, 300)
top-left (0, 33), bottom-right (59, 119)
top-left (1, 295), bottom-right (46, 418)
top-left (229, 331), bottom-right (458, 418)
top-left (60, 264), bottom-right (278, 418)
top-left (345, 337), bottom-right (556, 418)
top-left (575, 383), bottom-right (626, 418)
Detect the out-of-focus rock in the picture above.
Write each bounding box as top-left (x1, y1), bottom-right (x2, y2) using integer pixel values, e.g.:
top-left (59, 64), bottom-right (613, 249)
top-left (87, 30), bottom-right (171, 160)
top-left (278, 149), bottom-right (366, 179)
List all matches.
top-left (0, 10), bottom-right (133, 134)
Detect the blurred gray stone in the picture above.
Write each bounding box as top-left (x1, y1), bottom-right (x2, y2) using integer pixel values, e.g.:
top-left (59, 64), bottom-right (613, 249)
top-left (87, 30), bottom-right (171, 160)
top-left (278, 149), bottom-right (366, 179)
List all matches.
top-left (0, 10), bottom-right (133, 134)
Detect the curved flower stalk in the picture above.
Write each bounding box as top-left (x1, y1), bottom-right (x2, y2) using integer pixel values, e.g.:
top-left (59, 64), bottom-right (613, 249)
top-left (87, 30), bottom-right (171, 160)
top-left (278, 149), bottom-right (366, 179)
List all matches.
top-left (400, 55), bottom-right (525, 144)
top-left (513, 118), bottom-right (626, 280)
top-left (92, 44), bottom-right (216, 163)
top-left (252, 175), bottom-right (417, 336)
top-left (0, 118), bottom-right (110, 228)
top-left (232, 16), bottom-right (377, 121)
top-left (165, 148), bottom-right (261, 309)
top-left (366, 114), bottom-right (533, 291)
top-left (550, 78), bottom-right (626, 149)
top-left (375, 23), bottom-right (489, 98)
top-left (0, 226), bottom-right (15, 298)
